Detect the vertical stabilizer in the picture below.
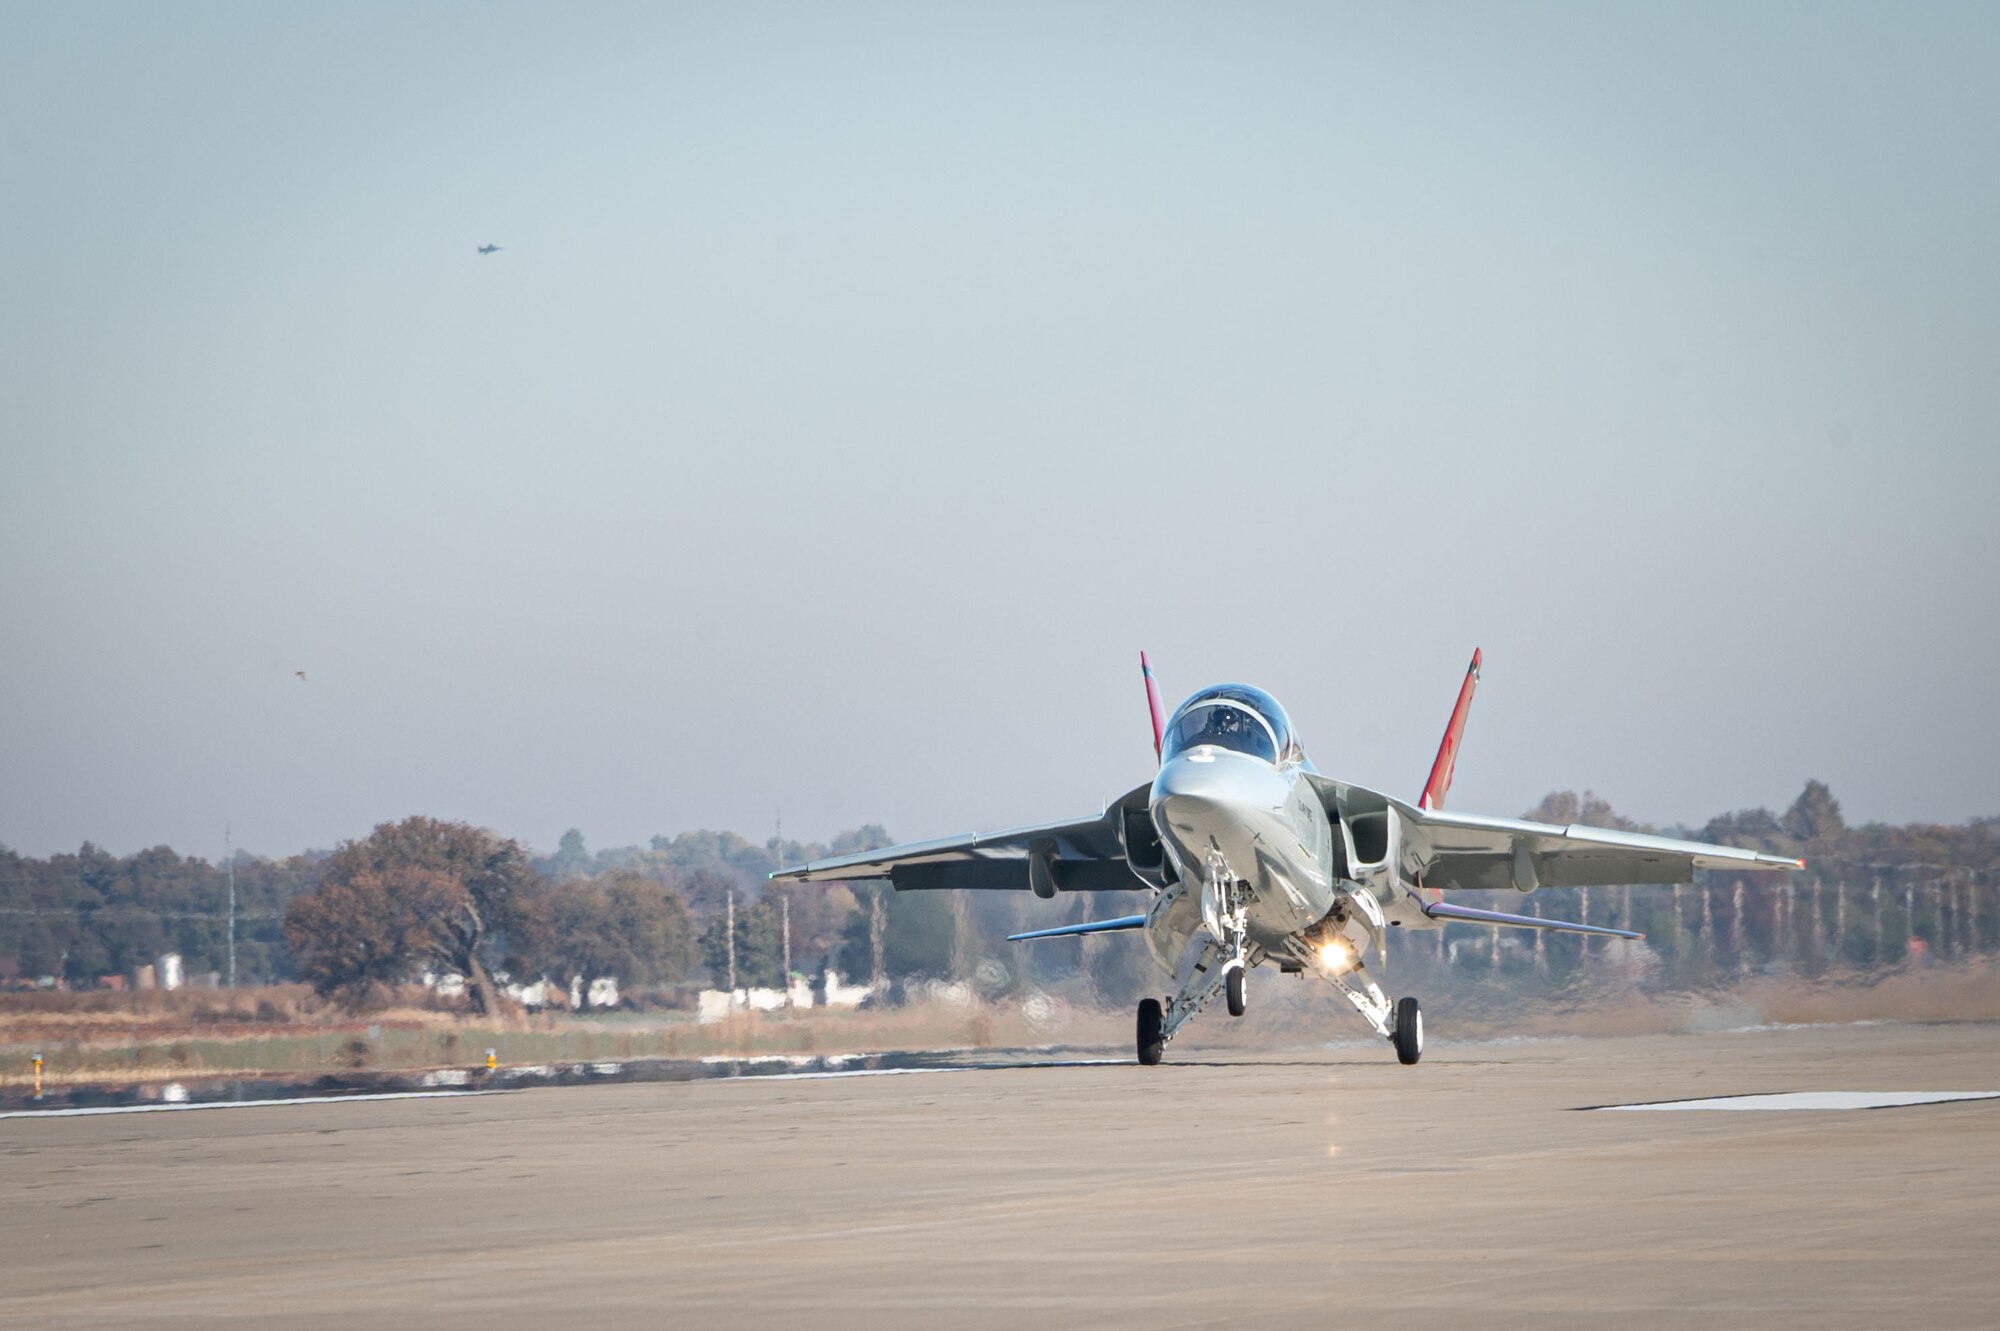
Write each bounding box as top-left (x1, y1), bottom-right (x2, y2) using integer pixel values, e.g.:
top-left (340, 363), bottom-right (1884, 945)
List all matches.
top-left (1141, 652), bottom-right (1167, 763)
top-left (1420, 649), bottom-right (1482, 812)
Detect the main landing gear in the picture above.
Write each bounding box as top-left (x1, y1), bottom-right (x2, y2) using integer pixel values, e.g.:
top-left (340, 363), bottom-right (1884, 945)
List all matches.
top-left (1136, 931), bottom-right (1262, 1065)
top-left (1392, 996), bottom-right (1423, 1065)
top-left (1275, 919), bottom-right (1401, 1059)
top-left (1137, 997), bottom-right (1164, 1066)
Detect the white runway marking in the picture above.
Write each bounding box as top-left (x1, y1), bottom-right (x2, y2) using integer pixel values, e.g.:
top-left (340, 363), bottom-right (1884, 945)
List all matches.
top-left (733, 1059), bottom-right (1130, 1082)
top-left (1595, 1091), bottom-right (2000, 1112)
top-left (0, 1089), bottom-right (503, 1119)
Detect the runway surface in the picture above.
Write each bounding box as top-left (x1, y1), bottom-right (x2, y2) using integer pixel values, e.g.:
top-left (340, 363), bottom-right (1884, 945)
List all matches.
top-left (7, 1022), bottom-right (2000, 1329)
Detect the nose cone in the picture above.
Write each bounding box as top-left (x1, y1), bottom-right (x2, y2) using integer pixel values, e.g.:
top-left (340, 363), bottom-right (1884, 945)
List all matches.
top-left (1154, 748), bottom-right (1281, 804)
top-left (1151, 750), bottom-right (1291, 854)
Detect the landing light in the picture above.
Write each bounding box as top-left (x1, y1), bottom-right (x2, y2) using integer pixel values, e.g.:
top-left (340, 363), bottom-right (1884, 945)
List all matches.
top-left (1317, 938), bottom-right (1355, 975)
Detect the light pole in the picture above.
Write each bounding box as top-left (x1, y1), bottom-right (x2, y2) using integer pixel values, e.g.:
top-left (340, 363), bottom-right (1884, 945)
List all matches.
top-left (726, 889), bottom-right (737, 995)
top-left (225, 822), bottom-right (236, 988)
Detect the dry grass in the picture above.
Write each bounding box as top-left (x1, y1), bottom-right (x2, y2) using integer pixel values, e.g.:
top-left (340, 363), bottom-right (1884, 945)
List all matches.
top-left (0, 984), bottom-right (486, 1042)
top-left (0, 984), bottom-right (327, 1030)
top-left (5, 964), bottom-right (1999, 1088)
top-left (1747, 963), bottom-right (2000, 1025)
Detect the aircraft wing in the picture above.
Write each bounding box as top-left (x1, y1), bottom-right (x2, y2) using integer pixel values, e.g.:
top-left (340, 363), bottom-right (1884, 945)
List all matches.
top-left (770, 786), bottom-right (1151, 893)
top-left (1398, 803), bottom-right (1803, 892)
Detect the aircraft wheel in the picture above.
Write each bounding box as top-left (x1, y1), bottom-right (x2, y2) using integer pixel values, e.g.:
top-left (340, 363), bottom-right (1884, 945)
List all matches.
top-left (1137, 998), bottom-right (1164, 1066)
top-left (1225, 964), bottom-right (1247, 1018)
top-left (1392, 996), bottom-right (1423, 1065)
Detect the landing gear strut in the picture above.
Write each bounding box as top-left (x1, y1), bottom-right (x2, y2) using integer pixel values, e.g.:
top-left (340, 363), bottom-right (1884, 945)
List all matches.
top-left (1277, 916), bottom-right (1397, 1048)
top-left (1202, 843), bottom-right (1251, 1019)
top-left (1145, 931), bottom-right (1265, 1064)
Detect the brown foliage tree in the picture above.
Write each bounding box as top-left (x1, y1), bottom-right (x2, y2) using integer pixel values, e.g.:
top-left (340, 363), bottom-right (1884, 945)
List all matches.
top-left (284, 817), bottom-right (539, 1014)
top-left (284, 866), bottom-right (465, 1009)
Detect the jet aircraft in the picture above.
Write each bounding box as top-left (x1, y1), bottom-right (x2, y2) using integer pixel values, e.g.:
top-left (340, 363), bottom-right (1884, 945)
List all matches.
top-left (477, 244), bottom-right (503, 255)
top-left (772, 652), bottom-right (1802, 1064)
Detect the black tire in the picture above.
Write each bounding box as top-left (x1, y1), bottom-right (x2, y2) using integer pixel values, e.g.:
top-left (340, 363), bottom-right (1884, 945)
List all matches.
top-left (1137, 998), bottom-right (1165, 1066)
top-left (1392, 996), bottom-right (1423, 1065)
top-left (1225, 964), bottom-right (1247, 1017)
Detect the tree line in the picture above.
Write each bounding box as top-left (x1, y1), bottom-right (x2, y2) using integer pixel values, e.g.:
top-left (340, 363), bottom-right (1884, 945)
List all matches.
top-left (1419, 781), bottom-right (2000, 990)
top-left (0, 843), bottom-right (310, 987)
top-left (0, 819), bottom-right (895, 1005)
top-left (274, 817), bottom-right (1138, 1012)
top-left (3, 781), bottom-right (1995, 1007)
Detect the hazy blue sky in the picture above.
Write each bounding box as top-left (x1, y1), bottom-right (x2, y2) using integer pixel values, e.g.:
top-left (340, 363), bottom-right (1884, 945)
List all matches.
top-left (4, 2), bottom-right (1996, 861)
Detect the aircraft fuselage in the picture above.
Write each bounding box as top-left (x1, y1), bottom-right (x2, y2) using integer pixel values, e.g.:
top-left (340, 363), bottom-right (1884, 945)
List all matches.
top-left (1150, 747), bottom-right (1337, 946)
top-left (1133, 684), bottom-right (1391, 997)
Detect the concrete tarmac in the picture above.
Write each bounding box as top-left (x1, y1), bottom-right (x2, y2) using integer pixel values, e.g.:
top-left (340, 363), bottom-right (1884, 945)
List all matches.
top-left (6, 1022), bottom-right (2000, 1329)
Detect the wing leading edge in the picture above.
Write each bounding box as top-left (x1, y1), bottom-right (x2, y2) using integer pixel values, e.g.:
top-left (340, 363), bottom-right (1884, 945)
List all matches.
top-left (1308, 776), bottom-right (1799, 938)
top-left (1398, 805), bottom-right (1799, 938)
top-left (770, 785), bottom-right (1152, 893)
top-left (1401, 804), bottom-right (1804, 891)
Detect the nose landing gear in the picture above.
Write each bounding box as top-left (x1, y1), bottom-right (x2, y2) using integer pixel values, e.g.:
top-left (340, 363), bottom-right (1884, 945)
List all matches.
top-left (1200, 844), bottom-right (1252, 1019)
top-left (1224, 962), bottom-right (1247, 1017)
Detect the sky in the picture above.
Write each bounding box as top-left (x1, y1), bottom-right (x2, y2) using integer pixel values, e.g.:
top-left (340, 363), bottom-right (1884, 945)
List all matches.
top-left (3, 2), bottom-right (1997, 862)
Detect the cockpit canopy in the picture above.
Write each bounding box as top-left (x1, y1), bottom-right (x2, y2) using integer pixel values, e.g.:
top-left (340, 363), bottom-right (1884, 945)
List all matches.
top-left (1162, 684), bottom-right (1298, 766)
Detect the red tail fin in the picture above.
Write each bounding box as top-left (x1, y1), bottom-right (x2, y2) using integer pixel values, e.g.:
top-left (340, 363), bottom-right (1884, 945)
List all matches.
top-left (1420, 649), bottom-right (1482, 812)
top-left (1140, 652), bottom-right (1167, 762)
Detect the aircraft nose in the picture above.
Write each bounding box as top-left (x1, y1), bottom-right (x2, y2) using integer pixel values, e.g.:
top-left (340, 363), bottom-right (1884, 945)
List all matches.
top-left (1151, 751), bottom-right (1290, 839)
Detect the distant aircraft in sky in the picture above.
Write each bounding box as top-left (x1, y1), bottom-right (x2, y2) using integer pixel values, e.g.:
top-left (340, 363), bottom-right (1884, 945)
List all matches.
top-left (476, 244), bottom-right (502, 255)
top-left (774, 651), bottom-right (1802, 1065)
top-left (294, 671), bottom-right (306, 682)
